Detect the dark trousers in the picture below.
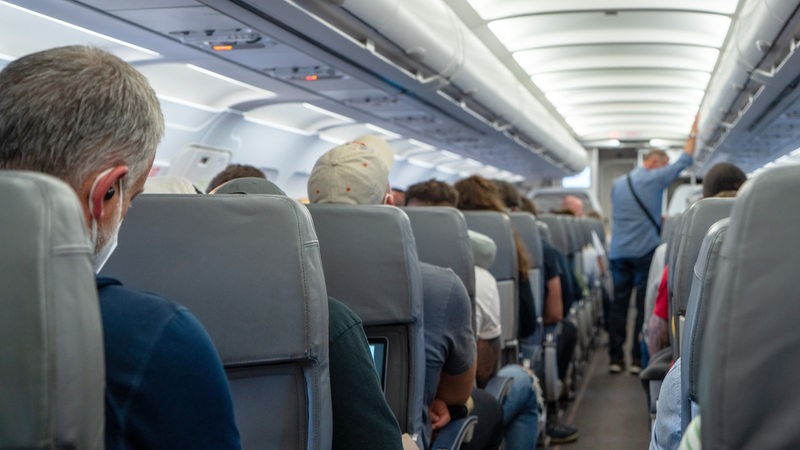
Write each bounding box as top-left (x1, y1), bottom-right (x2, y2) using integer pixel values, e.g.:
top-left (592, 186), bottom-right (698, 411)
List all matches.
top-left (608, 250), bottom-right (654, 363)
top-left (557, 320), bottom-right (577, 380)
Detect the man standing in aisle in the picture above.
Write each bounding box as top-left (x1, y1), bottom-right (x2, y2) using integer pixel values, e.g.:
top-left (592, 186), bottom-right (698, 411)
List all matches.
top-left (607, 119), bottom-right (697, 374)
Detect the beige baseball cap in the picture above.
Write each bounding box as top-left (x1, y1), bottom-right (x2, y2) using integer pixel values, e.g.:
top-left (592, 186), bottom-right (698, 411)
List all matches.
top-left (307, 135), bottom-right (395, 205)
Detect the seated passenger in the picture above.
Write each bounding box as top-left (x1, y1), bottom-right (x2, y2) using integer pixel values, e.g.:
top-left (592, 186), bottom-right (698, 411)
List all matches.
top-left (484, 182), bottom-right (580, 444)
top-left (206, 163), bottom-right (265, 193)
top-left (211, 177), bottom-right (405, 450)
top-left (0, 46), bottom-right (240, 449)
top-left (143, 175), bottom-right (201, 194)
top-left (406, 178), bottom-right (544, 450)
top-left (307, 137), bottom-right (501, 450)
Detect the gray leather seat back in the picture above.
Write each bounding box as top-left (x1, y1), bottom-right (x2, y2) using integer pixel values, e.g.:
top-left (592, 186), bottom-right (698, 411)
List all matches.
top-left (510, 212), bottom-right (545, 332)
top-left (102, 194), bottom-right (331, 450)
top-left (538, 215), bottom-right (568, 255)
top-left (538, 221), bottom-right (553, 246)
top-left (669, 198), bottom-right (734, 360)
top-left (0, 172), bottom-right (103, 449)
top-left (462, 211), bottom-right (519, 346)
top-left (699, 165), bottom-right (800, 449)
top-left (307, 204), bottom-right (424, 436)
top-left (680, 218), bottom-right (728, 432)
top-left (402, 206), bottom-right (475, 303)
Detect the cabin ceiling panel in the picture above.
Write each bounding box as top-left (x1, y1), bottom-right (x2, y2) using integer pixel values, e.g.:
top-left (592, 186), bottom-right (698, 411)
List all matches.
top-left (452, 0), bottom-right (740, 150)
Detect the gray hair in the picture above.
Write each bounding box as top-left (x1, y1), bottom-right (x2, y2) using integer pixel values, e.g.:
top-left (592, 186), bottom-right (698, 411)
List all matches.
top-left (0, 46), bottom-right (164, 189)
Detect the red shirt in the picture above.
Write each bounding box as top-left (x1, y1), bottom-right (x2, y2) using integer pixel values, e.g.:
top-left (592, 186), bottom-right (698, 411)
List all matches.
top-left (653, 265), bottom-right (669, 319)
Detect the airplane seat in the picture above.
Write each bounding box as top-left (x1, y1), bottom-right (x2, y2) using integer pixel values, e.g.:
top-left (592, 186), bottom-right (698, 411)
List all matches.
top-left (0, 171), bottom-right (104, 450)
top-left (101, 194), bottom-right (332, 450)
top-left (537, 221), bottom-right (553, 246)
top-left (668, 198), bottom-right (734, 362)
top-left (680, 218), bottom-right (729, 433)
top-left (641, 210), bottom-right (683, 424)
top-left (661, 215), bottom-right (677, 245)
top-left (401, 206), bottom-right (476, 317)
top-left (537, 215), bottom-right (569, 258)
top-left (305, 204), bottom-right (430, 442)
top-left (509, 211), bottom-right (545, 363)
top-left (461, 211), bottom-right (520, 365)
top-left (699, 165), bottom-right (800, 449)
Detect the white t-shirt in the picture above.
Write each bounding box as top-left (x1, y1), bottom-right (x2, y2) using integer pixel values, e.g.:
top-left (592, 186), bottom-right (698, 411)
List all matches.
top-left (474, 266), bottom-right (502, 340)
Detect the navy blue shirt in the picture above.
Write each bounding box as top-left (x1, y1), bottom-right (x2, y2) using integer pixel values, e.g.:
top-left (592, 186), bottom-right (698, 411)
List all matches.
top-left (97, 277), bottom-right (241, 450)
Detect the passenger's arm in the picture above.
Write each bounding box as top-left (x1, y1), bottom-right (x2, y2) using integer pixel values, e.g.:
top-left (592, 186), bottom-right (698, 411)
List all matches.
top-left (542, 275), bottom-right (564, 325)
top-left (435, 358), bottom-right (477, 406)
top-left (327, 298), bottom-right (404, 450)
top-left (133, 309), bottom-right (241, 450)
top-left (684, 115), bottom-right (698, 157)
top-left (476, 337), bottom-right (501, 388)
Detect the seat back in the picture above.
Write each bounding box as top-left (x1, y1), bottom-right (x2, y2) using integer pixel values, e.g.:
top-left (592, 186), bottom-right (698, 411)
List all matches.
top-left (402, 206), bottom-right (475, 305)
top-left (668, 198), bottom-right (734, 360)
top-left (462, 211), bottom-right (519, 353)
top-left (0, 172), bottom-right (104, 449)
top-left (537, 215), bottom-right (569, 255)
top-left (102, 194), bottom-right (331, 450)
top-left (700, 165), bottom-right (800, 449)
top-left (510, 212), bottom-right (545, 346)
top-left (680, 218), bottom-right (729, 432)
top-left (307, 204), bottom-right (425, 437)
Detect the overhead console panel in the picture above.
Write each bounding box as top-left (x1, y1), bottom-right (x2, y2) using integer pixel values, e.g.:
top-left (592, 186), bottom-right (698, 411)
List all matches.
top-left (262, 0), bottom-right (588, 174)
top-left (698, 0), bottom-right (800, 173)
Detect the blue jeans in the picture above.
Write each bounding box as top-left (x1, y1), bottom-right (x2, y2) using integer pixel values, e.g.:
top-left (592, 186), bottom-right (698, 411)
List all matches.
top-left (497, 365), bottom-right (540, 450)
top-left (609, 250), bottom-right (655, 363)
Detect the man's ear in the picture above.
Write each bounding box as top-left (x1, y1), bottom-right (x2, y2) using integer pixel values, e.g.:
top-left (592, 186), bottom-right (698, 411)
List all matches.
top-left (89, 165), bottom-right (129, 221)
top-left (384, 191), bottom-right (395, 205)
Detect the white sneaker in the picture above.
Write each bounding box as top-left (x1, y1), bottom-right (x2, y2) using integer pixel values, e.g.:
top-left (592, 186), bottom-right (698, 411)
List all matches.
top-left (609, 362), bottom-right (623, 374)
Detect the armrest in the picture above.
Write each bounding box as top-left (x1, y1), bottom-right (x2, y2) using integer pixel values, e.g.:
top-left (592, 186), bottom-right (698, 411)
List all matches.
top-left (483, 376), bottom-right (513, 403)
top-left (431, 416), bottom-right (478, 450)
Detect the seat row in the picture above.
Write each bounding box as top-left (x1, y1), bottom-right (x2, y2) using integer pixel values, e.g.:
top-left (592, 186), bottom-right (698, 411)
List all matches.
top-left (645, 164), bottom-right (800, 448)
top-left (1, 170), bottom-right (608, 450)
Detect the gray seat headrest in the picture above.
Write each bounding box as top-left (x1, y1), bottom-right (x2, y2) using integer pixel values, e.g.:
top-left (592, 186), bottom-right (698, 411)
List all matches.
top-left (0, 171), bottom-right (104, 449)
top-left (402, 206), bottom-right (476, 300)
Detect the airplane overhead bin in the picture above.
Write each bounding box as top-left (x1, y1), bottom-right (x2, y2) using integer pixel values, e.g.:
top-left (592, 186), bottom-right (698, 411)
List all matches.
top-left (698, 0), bottom-right (800, 171)
top-left (313, 0), bottom-right (589, 173)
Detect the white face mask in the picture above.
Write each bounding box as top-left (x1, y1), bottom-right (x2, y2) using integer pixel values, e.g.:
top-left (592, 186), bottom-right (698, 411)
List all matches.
top-left (89, 168), bottom-right (124, 273)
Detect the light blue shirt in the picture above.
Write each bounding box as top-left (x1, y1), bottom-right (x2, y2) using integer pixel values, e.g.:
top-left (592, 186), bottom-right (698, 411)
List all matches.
top-left (650, 358), bottom-right (683, 450)
top-left (610, 152), bottom-right (693, 259)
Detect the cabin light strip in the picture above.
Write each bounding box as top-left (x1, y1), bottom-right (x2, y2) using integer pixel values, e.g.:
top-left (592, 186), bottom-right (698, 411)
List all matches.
top-left (0, 1), bottom-right (160, 57)
top-left (301, 103), bottom-right (354, 123)
top-left (365, 123), bottom-right (402, 139)
top-left (407, 139), bottom-right (436, 151)
top-left (185, 64), bottom-right (276, 98)
top-left (243, 115), bottom-right (315, 136)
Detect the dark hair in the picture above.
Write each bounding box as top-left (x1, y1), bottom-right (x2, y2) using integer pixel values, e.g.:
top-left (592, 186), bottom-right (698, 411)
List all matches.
top-left (519, 197), bottom-right (538, 215)
top-left (207, 164), bottom-right (265, 193)
top-left (454, 175), bottom-right (507, 212)
top-left (492, 179), bottom-right (522, 209)
top-left (702, 162), bottom-right (746, 198)
top-left (405, 179), bottom-right (458, 206)
top-left (454, 175), bottom-right (531, 279)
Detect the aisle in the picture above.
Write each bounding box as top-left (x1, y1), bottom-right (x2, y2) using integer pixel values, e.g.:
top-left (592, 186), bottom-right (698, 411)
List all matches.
top-left (552, 335), bottom-right (652, 450)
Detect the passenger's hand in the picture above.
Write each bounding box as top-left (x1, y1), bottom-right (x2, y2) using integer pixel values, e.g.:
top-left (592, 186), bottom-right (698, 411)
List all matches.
top-left (429, 398), bottom-right (451, 430)
top-left (685, 114), bottom-right (699, 156)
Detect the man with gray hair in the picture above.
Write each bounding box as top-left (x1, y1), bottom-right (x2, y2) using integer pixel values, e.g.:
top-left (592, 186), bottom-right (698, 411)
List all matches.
top-left (0, 46), bottom-right (240, 449)
top-left (608, 119), bottom-right (697, 375)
